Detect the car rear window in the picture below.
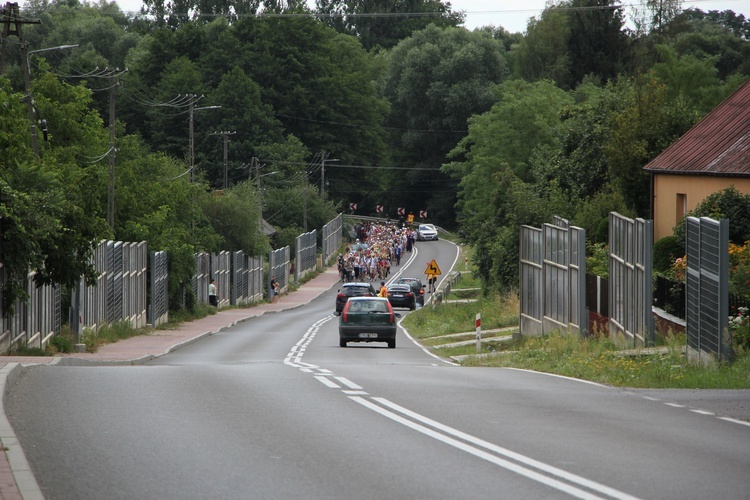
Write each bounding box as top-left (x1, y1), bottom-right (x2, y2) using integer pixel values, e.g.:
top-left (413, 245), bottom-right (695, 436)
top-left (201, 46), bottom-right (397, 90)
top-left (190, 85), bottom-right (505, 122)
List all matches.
top-left (348, 300), bottom-right (388, 313)
top-left (345, 286), bottom-right (372, 295)
top-left (398, 279), bottom-right (421, 288)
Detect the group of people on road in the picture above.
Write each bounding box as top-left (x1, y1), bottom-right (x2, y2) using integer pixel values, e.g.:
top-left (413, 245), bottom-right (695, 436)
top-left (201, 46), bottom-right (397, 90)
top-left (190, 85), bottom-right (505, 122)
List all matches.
top-left (337, 221), bottom-right (418, 283)
top-left (209, 221), bottom-right (423, 309)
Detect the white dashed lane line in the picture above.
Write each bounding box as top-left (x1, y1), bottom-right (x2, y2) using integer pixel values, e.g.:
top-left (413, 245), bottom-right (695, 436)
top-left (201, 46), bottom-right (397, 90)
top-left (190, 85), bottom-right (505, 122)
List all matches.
top-left (287, 315), bottom-right (641, 499)
top-left (629, 391), bottom-right (750, 428)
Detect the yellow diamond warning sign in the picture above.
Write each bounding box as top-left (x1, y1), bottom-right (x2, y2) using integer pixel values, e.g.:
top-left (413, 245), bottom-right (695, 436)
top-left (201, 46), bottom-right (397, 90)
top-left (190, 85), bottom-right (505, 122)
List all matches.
top-left (424, 259), bottom-right (442, 276)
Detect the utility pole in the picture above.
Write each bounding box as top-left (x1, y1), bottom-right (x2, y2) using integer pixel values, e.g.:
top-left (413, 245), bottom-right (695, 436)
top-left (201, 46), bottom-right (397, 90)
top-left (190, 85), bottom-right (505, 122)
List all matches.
top-left (188, 97), bottom-right (220, 183)
top-left (1, 3), bottom-right (40, 75)
top-left (320, 151), bottom-right (325, 196)
top-left (56, 65), bottom-right (125, 229)
top-left (107, 71), bottom-right (116, 229)
top-left (188, 94), bottom-right (196, 182)
top-left (320, 151), bottom-right (338, 196)
top-left (303, 168), bottom-right (308, 232)
top-left (24, 44), bottom-right (78, 160)
top-left (210, 130), bottom-right (236, 189)
top-left (21, 41), bottom-right (37, 158)
top-left (254, 157), bottom-right (260, 190)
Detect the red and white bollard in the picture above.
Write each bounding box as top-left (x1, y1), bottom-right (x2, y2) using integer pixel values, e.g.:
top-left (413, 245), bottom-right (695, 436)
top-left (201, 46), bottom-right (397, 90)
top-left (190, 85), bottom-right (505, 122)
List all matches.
top-left (475, 313), bottom-right (482, 354)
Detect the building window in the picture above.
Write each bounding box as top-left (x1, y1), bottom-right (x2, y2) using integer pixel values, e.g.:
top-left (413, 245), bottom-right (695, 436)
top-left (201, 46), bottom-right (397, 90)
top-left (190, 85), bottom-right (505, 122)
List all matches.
top-left (676, 193), bottom-right (687, 222)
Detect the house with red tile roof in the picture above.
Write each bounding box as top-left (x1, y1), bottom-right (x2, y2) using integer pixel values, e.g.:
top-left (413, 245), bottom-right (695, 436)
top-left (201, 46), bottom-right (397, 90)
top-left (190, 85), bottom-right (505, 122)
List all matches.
top-left (643, 78), bottom-right (750, 241)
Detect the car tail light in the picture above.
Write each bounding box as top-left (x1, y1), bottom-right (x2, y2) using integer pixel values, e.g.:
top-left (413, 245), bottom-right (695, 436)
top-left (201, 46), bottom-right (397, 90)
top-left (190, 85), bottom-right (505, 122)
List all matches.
top-left (337, 293), bottom-right (346, 300)
top-left (405, 292), bottom-right (413, 298)
top-left (387, 303), bottom-right (395, 324)
top-left (342, 305), bottom-right (349, 322)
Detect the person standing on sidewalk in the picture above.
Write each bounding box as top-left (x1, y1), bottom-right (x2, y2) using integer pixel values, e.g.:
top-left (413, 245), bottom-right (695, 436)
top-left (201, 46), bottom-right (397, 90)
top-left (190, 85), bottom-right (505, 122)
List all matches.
top-left (270, 276), bottom-right (280, 303)
top-left (209, 279), bottom-right (218, 307)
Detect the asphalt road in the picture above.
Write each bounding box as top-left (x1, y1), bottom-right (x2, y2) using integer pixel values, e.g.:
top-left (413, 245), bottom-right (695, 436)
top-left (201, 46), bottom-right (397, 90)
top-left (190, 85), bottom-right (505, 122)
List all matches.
top-left (5, 240), bottom-right (750, 499)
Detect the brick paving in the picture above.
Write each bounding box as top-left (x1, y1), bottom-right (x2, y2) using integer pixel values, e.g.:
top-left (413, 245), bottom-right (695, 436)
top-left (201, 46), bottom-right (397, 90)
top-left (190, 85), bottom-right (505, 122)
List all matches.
top-left (0, 266), bottom-right (342, 499)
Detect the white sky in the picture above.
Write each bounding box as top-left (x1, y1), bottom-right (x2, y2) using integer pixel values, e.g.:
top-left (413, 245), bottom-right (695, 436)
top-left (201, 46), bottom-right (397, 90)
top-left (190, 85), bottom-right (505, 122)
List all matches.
top-left (98, 0), bottom-right (750, 34)
top-left (450, 0), bottom-right (750, 33)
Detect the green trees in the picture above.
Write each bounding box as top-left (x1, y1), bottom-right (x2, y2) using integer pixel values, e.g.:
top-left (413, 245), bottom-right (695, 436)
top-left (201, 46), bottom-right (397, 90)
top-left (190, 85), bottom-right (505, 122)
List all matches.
top-left (515, 0), bottom-right (630, 89)
top-left (567, 0), bottom-right (630, 85)
top-left (118, 14), bottom-right (391, 205)
top-left (0, 76), bottom-right (109, 311)
top-left (3, 0), bottom-right (749, 307)
top-left (316, 0), bottom-right (464, 50)
top-left (201, 181), bottom-right (269, 255)
top-left (381, 25), bottom-right (508, 223)
top-left (443, 79), bottom-right (573, 287)
top-left (515, 7), bottom-right (571, 87)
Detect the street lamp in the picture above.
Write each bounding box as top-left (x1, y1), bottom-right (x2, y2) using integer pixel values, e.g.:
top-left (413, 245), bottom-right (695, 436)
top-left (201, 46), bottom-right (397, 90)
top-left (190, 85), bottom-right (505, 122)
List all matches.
top-left (256, 170), bottom-right (278, 202)
top-left (23, 44), bottom-right (78, 158)
top-left (188, 97), bottom-right (221, 182)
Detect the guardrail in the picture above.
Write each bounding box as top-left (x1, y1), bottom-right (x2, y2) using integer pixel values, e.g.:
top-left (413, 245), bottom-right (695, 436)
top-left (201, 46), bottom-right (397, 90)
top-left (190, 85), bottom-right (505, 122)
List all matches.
top-left (432, 271), bottom-right (463, 307)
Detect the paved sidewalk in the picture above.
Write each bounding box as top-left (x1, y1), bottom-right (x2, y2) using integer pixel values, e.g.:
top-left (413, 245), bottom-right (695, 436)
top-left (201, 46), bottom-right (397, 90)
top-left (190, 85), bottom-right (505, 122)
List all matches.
top-left (0, 266), bottom-right (342, 499)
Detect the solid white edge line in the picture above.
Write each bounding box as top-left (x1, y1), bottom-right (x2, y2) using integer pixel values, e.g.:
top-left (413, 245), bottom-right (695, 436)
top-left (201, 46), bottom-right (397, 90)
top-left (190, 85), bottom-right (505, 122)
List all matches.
top-left (399, 318), bottom-right (459, 366)
top-left (399, 239), bottom-right (462, 365)
top-left (372, 397), bottom-right (641, 500)
top-left (350, 396), bottom-right (606, 500)
top-left (503, 368), bottom-right (608, 388)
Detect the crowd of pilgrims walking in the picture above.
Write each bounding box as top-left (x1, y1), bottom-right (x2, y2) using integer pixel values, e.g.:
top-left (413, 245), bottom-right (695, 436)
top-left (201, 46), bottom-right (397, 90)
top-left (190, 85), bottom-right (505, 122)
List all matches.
top-left (337, 221), bottom-right (417, 282)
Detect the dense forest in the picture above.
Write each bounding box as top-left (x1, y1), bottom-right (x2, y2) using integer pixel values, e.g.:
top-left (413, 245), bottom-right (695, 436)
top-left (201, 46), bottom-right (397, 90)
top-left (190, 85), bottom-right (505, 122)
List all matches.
top-left (1, 0), bottom-right (749, 309)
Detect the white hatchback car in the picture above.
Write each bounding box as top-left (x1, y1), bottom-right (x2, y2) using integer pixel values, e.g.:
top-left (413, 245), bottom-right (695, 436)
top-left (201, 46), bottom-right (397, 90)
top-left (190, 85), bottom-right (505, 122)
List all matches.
top-left (417, 224), bottom-right (438, 241)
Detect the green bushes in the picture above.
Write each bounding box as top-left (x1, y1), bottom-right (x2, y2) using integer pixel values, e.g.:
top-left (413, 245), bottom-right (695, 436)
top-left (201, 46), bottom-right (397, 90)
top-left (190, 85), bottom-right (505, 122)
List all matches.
top-left (49, 335), bottom-right (75, 353)
top-left (653, 235), bottom-right (684, 273)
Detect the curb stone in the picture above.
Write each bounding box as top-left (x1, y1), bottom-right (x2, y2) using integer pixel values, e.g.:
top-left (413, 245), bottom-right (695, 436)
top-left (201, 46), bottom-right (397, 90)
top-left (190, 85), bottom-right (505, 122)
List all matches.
top-left (0, 363), bottom-right (44, 500)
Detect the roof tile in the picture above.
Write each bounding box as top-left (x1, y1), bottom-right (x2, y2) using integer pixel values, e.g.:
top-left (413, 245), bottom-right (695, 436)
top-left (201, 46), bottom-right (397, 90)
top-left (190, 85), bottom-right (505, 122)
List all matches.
top-left (643, 78), bottom-right (750, 176)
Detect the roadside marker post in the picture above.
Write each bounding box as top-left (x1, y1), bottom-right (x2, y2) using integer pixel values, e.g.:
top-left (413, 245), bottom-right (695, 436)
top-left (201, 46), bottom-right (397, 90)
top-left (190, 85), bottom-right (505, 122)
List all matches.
top-left (476, 313), bottom-right (481, 353)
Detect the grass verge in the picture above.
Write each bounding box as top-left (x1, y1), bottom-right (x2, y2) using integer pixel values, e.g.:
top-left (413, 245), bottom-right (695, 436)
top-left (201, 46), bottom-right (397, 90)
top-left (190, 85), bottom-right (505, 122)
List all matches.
top-left (405, 280), bottom-right (750, 389)
top-left (459, 331), bottom-right (750, 388)
top-left (402, 289), bottom-right (519, 340)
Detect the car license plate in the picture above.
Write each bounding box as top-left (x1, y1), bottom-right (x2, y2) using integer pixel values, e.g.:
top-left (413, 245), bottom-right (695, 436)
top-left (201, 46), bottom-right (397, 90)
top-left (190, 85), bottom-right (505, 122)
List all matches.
top-left (359, 333), bottom-right (378, 338)
top-left (392, 293), bottom-right (403, 297)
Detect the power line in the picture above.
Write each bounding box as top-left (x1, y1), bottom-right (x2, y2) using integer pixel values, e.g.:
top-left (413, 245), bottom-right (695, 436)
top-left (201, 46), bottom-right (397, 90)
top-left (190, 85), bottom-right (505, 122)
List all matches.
top-left (271, 112), bottom-right (468, 134)
top-left (159, 166), bottom-right (194, 181)
top-left (257, 159), bottom-right (443, 171)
